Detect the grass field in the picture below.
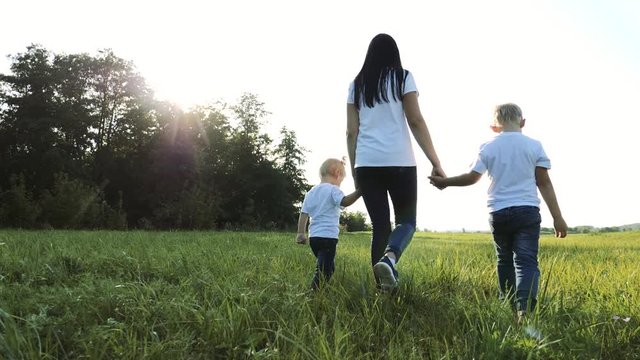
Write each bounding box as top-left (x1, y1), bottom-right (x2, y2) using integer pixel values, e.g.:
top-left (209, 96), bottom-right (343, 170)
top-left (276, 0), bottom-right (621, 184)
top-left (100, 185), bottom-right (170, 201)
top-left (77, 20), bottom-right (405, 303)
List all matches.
top-left (0, 230), bottom-right (639, 359)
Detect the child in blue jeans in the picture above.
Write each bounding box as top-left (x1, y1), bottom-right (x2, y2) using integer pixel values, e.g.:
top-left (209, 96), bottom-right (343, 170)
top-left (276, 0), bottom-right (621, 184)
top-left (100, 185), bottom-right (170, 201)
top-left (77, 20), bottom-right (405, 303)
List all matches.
top-left (429, 103), bottom-right (568, 320)
top-left (296, 158), bottom-right (361, 289)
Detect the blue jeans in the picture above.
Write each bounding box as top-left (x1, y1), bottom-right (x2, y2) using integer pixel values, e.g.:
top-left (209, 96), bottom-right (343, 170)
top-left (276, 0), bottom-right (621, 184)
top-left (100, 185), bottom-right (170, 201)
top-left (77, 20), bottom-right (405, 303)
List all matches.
top-left (355, 167), bottom-right (417, 268)
top-left (309, 237), bottom-right (338, 289)
top-left (489, 206), bottom-right (541, 312)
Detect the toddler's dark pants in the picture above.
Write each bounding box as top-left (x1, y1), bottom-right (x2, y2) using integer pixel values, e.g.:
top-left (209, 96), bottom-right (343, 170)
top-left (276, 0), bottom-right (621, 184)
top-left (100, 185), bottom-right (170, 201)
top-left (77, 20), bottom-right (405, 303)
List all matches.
top-left (310, 237), bottom-right (338, 289)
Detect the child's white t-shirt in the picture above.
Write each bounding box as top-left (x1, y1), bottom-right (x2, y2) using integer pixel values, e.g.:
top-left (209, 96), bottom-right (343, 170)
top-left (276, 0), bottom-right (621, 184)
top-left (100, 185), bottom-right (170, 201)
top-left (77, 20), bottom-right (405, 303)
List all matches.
top-left (346, 70), bottom-right (418, 167)
top-left (301, 183), bottom-right (345, 239)
top-left (470, 132), bottom-right (551, 213)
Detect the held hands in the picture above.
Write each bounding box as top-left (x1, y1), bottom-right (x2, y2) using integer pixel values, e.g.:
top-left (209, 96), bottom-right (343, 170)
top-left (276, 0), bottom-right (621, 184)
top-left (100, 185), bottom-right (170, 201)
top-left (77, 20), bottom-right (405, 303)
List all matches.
top-left (429, 166), bottom-right (448, 190)
top-left (428, 175), bottom-right (447, 190)
top-left (296, 233), bottom-right (308, 245)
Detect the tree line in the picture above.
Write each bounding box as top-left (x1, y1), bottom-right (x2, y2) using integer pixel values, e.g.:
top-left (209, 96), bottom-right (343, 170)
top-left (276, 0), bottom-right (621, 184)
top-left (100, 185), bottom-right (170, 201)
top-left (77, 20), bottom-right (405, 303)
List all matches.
top-left (0, 45), bottom-right (312, 230)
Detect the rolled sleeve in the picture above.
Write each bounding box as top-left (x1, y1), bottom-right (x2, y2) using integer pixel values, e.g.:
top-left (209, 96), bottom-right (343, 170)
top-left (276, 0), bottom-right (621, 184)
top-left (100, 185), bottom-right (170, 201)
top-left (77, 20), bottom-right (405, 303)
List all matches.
top-left (331, 186), bottom-right (346, 209)
top-left (347, 82), bottom-right (355, 104)
top-left (403, 71), bottom-right (418, 96)
top-left (536, 145), bottom-right (551, 169)
top-left (471, 156), bottom-right (487, 174)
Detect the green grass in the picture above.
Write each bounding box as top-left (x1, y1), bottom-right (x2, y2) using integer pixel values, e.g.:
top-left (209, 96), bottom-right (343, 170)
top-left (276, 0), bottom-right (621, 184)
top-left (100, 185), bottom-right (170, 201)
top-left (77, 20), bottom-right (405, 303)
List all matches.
top-left (0, 230), bottom-right (639, 359)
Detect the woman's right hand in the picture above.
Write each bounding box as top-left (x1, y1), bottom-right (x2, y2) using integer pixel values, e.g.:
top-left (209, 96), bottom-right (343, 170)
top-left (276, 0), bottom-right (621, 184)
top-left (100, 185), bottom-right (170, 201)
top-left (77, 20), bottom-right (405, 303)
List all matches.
top-left (431, 166), bottom-right (446, 178)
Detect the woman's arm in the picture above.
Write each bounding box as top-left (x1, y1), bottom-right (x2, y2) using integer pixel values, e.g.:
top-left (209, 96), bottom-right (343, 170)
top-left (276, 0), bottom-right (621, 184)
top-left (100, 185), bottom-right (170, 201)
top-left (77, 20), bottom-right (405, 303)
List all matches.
top-left (403, 92), bottom-right (445, 177)
top-left (346, 103), bottom-right (360, 186)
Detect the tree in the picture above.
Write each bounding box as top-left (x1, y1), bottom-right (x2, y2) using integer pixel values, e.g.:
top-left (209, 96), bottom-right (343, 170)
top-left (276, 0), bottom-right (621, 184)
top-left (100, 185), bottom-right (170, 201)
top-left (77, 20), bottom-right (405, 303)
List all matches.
top-left (274, 126), bottom-right (310, 225)
top-left (0, 45), bottom-right (62, 193)
top-left (89, 49), bottom-right (155, 154)
top-left (50, 53), bottom-right (95, 162)
top-left (1, 45), bottom-right (311, 230)
top-left (145, 103), bottom-right (200, 228)
top-left (214, 94), bottom-right (273, 227)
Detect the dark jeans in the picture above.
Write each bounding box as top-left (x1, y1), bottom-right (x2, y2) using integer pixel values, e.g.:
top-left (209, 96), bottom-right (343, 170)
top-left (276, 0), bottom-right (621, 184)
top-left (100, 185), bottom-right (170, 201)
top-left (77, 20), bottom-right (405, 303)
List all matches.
top-left (489, 206), bottom-right (542, 312)
top-left (309, 237), bottom-right (338, 289)
top-left (355, 167), bottom-right (417, 268)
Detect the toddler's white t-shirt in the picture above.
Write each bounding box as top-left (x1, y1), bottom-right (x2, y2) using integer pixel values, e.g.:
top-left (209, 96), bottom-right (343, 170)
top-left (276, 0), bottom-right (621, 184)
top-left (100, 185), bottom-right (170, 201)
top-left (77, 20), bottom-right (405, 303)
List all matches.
top-left (301, 183), bottom-right (345, 239)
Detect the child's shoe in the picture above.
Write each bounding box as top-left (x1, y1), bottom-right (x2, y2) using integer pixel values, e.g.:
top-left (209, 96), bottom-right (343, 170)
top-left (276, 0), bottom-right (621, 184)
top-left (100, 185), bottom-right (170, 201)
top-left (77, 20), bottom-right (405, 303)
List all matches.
top-left (373, 256), bottom-right (398, 291)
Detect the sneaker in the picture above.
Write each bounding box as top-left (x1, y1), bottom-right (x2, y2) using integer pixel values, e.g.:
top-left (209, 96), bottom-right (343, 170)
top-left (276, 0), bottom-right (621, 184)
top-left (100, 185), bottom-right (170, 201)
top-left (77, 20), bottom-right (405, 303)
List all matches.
top-left (373, 256), bottom-right (398, 291)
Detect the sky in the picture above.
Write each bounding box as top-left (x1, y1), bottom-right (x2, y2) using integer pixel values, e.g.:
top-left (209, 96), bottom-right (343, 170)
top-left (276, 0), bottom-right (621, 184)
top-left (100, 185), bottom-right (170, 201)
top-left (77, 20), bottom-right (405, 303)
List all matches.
top-left (2, 0), bottom-right (639, 231)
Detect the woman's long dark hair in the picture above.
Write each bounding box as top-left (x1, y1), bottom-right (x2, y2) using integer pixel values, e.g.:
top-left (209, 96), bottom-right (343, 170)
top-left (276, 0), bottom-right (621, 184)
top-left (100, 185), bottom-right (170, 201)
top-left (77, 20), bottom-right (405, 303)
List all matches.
top-left (353, 33), bottom-right (406, 110)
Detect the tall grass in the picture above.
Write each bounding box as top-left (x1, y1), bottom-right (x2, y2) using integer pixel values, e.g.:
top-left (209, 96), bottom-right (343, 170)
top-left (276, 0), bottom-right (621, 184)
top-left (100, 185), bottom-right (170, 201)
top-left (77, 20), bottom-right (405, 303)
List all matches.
top-left (0, 230), bottom-right (638, 359)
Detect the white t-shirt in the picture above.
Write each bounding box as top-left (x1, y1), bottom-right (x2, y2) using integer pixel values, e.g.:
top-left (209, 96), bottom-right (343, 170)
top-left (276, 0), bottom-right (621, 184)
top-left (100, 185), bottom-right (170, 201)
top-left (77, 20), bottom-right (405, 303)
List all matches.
top-left (470, 132), bottom-right (551, 213)
top-left (301, 183), bottom-right (345, 239)
top-left (347, 70), bottom-right (418, 167)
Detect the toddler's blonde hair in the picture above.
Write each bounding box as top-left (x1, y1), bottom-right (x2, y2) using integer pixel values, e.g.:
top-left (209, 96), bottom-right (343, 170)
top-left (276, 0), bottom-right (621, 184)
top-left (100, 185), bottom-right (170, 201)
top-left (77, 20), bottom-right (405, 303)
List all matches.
top-left (320, 158), bottom-right (346, 178)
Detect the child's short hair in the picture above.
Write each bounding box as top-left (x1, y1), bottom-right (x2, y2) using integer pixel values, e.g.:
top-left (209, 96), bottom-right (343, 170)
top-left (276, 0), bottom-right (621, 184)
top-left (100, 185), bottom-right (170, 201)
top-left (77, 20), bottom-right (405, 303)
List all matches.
top-left (320, 158), bottom-right (346, 178)
top-left (495, 103), bottom-right (523, 125)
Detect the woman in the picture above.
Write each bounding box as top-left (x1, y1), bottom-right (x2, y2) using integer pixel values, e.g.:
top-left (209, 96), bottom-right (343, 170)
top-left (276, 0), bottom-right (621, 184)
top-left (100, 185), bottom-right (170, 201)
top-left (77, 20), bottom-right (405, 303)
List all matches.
top-left (346, 33), bottom-right (445, 291)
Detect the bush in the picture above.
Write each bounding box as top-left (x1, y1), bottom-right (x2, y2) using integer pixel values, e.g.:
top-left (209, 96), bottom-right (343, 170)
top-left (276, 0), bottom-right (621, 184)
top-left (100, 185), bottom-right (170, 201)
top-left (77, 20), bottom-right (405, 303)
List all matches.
top-left (102, 192), bottom-right (127, 230)
top-left (340, 211), bottom-right (371, 232)
top-left (152, 185), bottom-right (220, 229)
top-left (40, 173), bottom-right (126, 229)
top-left (0, 175), bottom-right (41, 228)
